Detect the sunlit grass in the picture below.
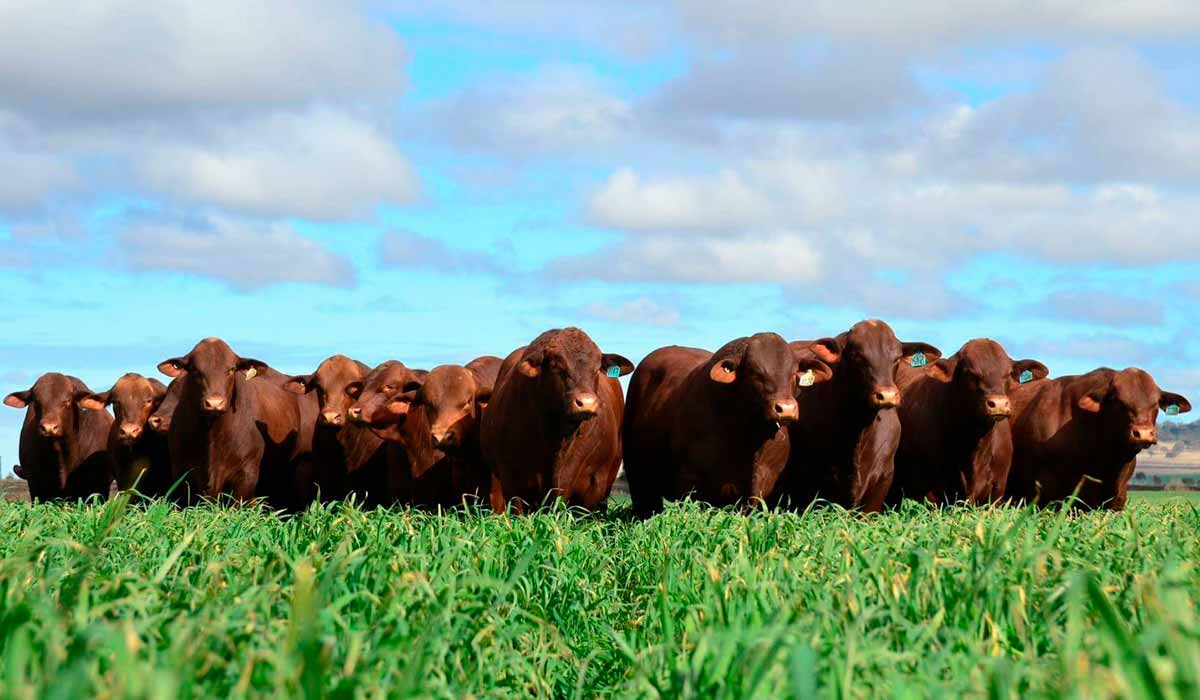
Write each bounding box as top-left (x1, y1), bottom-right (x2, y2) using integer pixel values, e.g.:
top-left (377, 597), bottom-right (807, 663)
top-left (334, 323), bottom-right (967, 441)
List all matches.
top-left (0, 495), bottom-right (1198, 698)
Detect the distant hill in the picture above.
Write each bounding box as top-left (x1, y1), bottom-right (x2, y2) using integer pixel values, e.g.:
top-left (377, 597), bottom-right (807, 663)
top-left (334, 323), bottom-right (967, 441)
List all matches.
top-left (1159, 420), bottom-right (1200, 443)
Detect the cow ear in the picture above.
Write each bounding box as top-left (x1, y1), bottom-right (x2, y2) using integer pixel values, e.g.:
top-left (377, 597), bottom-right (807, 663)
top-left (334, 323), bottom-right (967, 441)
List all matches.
top-left (795, 357), bottom-right (833, 387)
top-left (158, 357), bottom-right (188, 378)
top-left (517, 358), bottom-right (541, 378)
top-left (284, 374), bottom-right (314, 394)
top-left (1160, 392), bottom-right (1192, 415)
top-left (344, 382), bottom-right (363, 399)
top-left (901, 342), bottom-right (942, 367)
top-left (236, 357), bottom-right (268, 379)
top-left (77, 392), bottom-right (110, 411)
top-left (1078, 392), bottom-right (1105, 413)
top-left (809, 338), bottom-right (841, 365)
top-left (13, 464), bottom-right (26, 479)
top-left (709, 359), bottom-right (738, 384)
top-left (402, 373), bottom-right (426, 394)
top-left (926, 359), bottom-right (954, 383)
top-left (601, 353), bottom-right (635, 378)
top-left (1011, 360), bottom-right (1049, 384)
top-left (4, 390), bottom-right (31, 409)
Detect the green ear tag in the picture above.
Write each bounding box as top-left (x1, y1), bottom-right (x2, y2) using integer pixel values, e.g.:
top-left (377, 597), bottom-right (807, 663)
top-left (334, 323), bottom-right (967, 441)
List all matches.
top-left (798, 370), bottom-right (815, 387)
top-left (606, 366), bottom-right (621, 378)
top-left (1019, 369), bottom-right (1034, 384)
top-left (1166, 404), bottom-right (1181, 416)
top-left (911, 352), bottom-right (927, 368)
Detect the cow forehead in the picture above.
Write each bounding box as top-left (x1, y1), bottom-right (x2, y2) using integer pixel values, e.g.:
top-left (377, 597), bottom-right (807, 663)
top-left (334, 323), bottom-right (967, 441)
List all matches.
top-left (530, 328), bottom-right (599, 360)
top-left (189, 338), bottom-right (239, 368)
top-left (958, 340), bottom-right (1008, 372)
top-left (743, 334), bottom-right (793, 372)
top-left (1113, 369), bottom-right (1158, 403)
top-left (845, 321), bottom-right (900, 357)
top-left (113, 373), bottom-right (153, 398)
top-left (316, 355), bottom-right (363, 386)
top-left (363, 362), bottom-right (411, 391)
top-left (32, 373), bottom-right (74, 400)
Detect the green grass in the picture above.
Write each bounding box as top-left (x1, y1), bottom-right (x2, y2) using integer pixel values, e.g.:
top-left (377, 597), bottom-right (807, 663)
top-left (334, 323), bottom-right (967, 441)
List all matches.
top-left (1, 497), bottom-right (1199, 698)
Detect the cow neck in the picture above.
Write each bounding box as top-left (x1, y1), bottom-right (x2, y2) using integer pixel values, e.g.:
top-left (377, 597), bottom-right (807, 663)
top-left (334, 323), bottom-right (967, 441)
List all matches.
top-left (402, 404), bottom-right (445, 478)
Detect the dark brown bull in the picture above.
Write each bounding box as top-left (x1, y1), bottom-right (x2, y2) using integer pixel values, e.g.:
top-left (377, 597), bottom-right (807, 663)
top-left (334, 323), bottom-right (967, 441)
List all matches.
top-left (623, 333), bottom-right (832, 517)
top-left (348, 362), bottom-right (487, 509)
top-left (5, 373), bottom-right (113, 501)
top-left (158, 338), bottom-right (317, 508)
top-left (1007, 367), bottom-right (1190, 510)
top-left (78, 373), bottom-right (175, 498)
top-left (888, 339), bottom-right (1048, 506)
top-left (285, 355), bottom-right (388, 507)
top-left (780, 320), bottom-right (941, 512)
top-left (481, 328), bottom-right (633, 512)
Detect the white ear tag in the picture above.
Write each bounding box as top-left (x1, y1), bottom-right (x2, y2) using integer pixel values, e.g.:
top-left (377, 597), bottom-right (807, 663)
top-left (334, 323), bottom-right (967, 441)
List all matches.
top-left (910, 352), bottom-right (927, 368)
top-left (244, 367), bottom-right (257, 379)
top-left (1166, 404), bottom-right (1181, 416)
top-left (798, 370), bottom-right (815, 387)
top-left (1019, 369), bottom-right (1034, 384)
top-left (606, 366), bottom-right (621, 378)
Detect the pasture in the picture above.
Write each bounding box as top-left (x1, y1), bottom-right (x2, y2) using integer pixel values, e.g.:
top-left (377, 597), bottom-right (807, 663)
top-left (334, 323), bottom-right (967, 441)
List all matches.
top-left (1, 495), bottom-right (1198, 698)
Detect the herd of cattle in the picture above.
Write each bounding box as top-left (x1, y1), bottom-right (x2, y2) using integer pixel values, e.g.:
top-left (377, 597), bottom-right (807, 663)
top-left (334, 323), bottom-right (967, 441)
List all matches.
top-left (4, 321), bottom-right (1192, 513)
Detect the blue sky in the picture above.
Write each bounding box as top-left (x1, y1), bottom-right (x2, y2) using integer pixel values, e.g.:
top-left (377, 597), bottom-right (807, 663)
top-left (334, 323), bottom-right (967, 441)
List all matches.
top-left (2, 1), bottom-right (1200, 467)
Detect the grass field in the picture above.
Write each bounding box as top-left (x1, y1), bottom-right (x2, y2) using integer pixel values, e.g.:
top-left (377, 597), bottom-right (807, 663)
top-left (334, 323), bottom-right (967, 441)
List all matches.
top-left (1, 496), bottom-right (1199, 698)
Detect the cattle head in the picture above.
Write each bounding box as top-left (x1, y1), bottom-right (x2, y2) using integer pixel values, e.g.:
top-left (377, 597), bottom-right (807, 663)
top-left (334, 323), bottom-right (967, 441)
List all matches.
top-left (413, 364), bottom-right (493, 451)
top-left (707, 332), bottom-right (830, 425)
top-left (1076, 368), bottom-right (1191, 448)
top-left (514, 328), bottom-right (633, 424)
top-left (147, 376), bottom-right (184, 434)
top-left (925, 339), bottom-right (1049, 422)
top-left (157, 338), bottom-right (267, 415)
top-left (285, 355), bottom-right (368, 429)
top-left (5, 373), bottom-right (92, 440)
top-left (78, 373), bottom-right (168, 444)
top-left (809, 320), bottom-right (941, 410)
top-left (346, 360), bottom-right (425, 442)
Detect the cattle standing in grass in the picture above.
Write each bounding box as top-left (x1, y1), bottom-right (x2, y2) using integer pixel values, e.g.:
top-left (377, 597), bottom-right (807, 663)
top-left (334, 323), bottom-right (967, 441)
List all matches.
top-left (285, 355), bottom-right (388, 506)
top-left (482, 328), bottom-right (633, 512)
top-left (78, 373), bottom-right (174, 498)
top-left (5, 373), bottom-right (113, 501)
top-left (781, 320), bottom-right (942, 512)
top-left (888, 339), bottom-right (1048, 506)
top-left (158, 338), bottom-right (317, 508)
top-left (623, 334), bottom-right (833, 517)
top-left (348, 358), bottom-right (498, 508)
top-left (1007, 367), bottom-right (1190, 510)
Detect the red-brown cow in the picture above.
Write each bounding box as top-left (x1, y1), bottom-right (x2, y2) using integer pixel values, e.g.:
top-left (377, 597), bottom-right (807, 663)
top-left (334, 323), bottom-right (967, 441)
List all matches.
top-left (481, 328), bottom-right (633, 512)
top-left (888, 339), bottom-right (1048, 506)
top-left (348, 362), bottom-right (487, 509)
top-left (623, 333), bottom-right (832, 517)
top-left (78, 373), bottom-right (175, 498)
top-left (158, 338), bottom-right (317, 508)
top-left (5, 373), bottom-right (113, 501)
top-left (285, 355), bottom-right (388, 507)
top-left (780, 320), bottom-right (941, 512)
top-left (147, 375), bottom-right (184, 436)
top-left (1007, 367), bottom-right (1191, 510)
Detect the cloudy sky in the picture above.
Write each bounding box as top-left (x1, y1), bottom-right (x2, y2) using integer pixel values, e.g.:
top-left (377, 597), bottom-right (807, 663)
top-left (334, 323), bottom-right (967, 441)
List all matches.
top-left (3, 1), bottom-right (1199, 461)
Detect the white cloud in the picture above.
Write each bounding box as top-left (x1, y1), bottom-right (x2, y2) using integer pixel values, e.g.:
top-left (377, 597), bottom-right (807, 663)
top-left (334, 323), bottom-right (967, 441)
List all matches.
top-left (582, 297), bottom-right (681, 327)
top-left (421, 65), bottom-right (634, 156)
top-left (116, 214), bottom-right (356, 290)
top-left (379, 230), bottom-right (503, 273)
top-left (587, 168), bottom-right (769, 233)
top-left (138, 108), bottom-right (420, 220)
top-left (0, 1), bottom-right (405, 117)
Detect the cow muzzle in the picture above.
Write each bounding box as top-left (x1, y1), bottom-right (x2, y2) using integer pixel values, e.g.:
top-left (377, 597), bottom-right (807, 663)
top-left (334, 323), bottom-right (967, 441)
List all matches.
top-left (347, 406), bottom-right (365, 424)
top-left (39, 421), bottom-right (63, 438)
top-left (147, 415), bottom-right (167, 432)
top-left (566, 392), bottom-right (599, 420)
top-left (1130, 424), bottom-right (1157, 447)
top-left (769, 398), bottom-right (800, 423)
top-left (117, 423), bottom-right (143, 442)
top-left (202, 396), bottom-right (228, 414)
top-left (870, 386), bottom-right (901, 409)
top-left (984, 395), bottom-right (1011, 420)
top-left (320, 410), bottom-right (344, 427)
top-left (430, 429), bottom-right (457, 449)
